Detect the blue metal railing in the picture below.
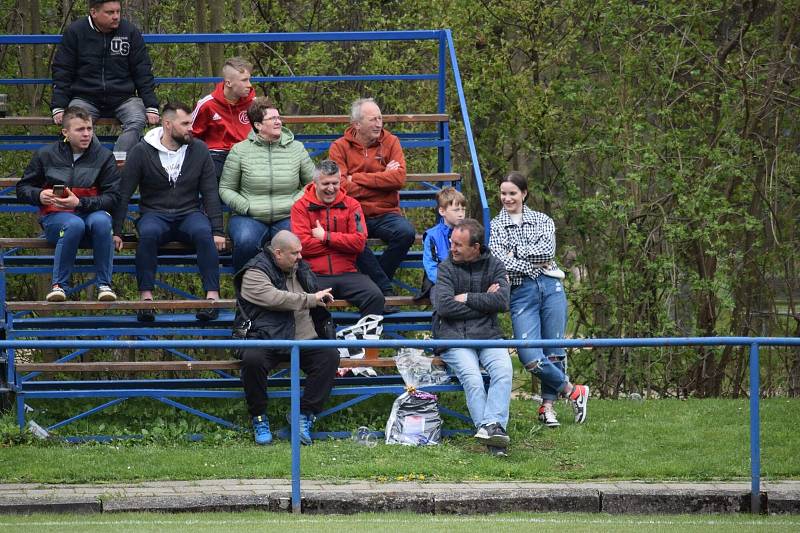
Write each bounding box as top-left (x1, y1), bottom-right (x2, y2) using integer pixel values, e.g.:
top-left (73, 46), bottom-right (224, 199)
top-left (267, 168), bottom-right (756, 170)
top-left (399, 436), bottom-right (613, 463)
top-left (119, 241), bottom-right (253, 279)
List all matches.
top-left (4, 336), bottom-right (798, 514)
top-left (0, 30), bottom-right (489, 225)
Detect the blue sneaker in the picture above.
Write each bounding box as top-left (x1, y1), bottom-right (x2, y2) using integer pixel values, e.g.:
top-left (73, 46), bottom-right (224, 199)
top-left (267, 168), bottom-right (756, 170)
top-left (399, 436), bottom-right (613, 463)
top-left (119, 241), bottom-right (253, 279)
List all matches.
top-left (287, 412), bottom-right (316, 445)
top-left (252, 415), bottom-right (272, 445)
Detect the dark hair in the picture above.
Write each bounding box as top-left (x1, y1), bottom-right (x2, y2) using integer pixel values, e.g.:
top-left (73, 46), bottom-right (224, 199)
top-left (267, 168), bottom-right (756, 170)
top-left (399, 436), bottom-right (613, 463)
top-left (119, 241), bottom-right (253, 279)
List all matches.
top-left (89, 0), bottom-right (117, 9)
top-left (161, 101), bottom-right (192, 118)
top-left (499, 171), bottom-right (529, 196)
top-left (315, 159), bottom-right (340, 180)
top-left (247, 96), bottom-right (276, 133)
top-left (453, 218), bottom-right (484, 247)
top-left (61, 106), bottom-right (93, 128)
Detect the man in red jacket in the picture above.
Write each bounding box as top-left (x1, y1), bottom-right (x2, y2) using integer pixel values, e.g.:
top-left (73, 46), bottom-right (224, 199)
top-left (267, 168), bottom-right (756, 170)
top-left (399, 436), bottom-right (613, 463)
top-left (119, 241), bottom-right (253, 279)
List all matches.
top-left (328, 98), bottom-right (416, 296)
top-left (191, 57), bottom-right (255, 178)
top-left (290, 159), bottom-right (385, 317)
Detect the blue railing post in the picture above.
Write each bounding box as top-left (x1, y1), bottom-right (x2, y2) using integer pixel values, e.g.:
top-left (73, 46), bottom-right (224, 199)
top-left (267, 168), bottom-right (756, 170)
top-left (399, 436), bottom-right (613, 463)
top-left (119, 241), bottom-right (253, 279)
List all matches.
top-left (749, 342), bottom-right (761, 514)
top-left (437, 32), bottom-right (449, 174)
top-left (444, 29), bottom-right (490, 240)
top-left (290, 345), bottom-right (302, 514)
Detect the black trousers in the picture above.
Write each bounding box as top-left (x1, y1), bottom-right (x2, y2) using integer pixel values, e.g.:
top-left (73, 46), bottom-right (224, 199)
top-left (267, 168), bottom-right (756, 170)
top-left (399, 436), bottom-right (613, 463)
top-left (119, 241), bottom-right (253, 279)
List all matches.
top-left (240, 343), bottom-right (340, 417)
top-left (317, 272), bottom-right (385, 316)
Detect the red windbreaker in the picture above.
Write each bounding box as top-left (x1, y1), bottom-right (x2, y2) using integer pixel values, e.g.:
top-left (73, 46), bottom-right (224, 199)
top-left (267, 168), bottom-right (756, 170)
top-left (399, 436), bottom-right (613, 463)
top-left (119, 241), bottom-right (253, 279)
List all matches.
top-left (190, 82), bottom-right (255, 152)
top-left (290, 182), bottom-right (368, 275)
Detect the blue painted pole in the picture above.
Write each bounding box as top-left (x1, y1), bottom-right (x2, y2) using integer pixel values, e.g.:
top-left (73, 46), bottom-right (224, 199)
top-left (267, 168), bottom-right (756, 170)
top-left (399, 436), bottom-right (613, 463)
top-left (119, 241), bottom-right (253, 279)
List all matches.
top-left (290, 345), bottom-right (301, 514)
top-left (749, 342), bottom-right (761, 514)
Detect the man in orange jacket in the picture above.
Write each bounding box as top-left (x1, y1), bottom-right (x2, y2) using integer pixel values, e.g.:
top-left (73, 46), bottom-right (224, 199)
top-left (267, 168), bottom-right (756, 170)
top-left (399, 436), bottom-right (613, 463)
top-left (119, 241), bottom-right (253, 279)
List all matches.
top-left (328, 98), bottom-right (416, 297)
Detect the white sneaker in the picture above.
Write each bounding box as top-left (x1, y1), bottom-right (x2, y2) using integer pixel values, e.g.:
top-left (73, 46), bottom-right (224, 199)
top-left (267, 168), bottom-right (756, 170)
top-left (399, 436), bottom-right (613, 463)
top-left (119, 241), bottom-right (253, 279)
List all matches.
top-left (45, 285), bottom-right (66, 302)
top-left (97, 285), bottom-right (117, 302)
top-left (538, 405), bottom-right (560, 427)
top-left (542, 262), bottom-right (566, 279)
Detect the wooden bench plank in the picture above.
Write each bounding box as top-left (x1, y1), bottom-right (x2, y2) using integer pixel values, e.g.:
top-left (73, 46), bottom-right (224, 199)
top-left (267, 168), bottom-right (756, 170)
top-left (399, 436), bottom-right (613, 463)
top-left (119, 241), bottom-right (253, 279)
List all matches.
top-left (0, 235), bottom-right (424, 250)
top-left (0, 173), bottom-right (459, 188)
top-left (5, 295), bottom-right (427, 312)
top-left (14, 357), bottom-right (435, 372)
top-left (0, 114), bottom-right (449, 128)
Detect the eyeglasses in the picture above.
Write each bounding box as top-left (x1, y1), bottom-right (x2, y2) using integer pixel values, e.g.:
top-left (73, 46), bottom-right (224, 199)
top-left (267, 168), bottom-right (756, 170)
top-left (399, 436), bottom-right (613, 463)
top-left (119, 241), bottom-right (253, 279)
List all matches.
top-left (263, 115), bottom-right (282, 122)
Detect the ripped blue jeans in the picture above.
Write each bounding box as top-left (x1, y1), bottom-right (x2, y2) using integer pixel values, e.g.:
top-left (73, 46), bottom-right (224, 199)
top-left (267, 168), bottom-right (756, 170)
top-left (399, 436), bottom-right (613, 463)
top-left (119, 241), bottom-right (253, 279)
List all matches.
top-left (510, 275), bottom-right (569, 401)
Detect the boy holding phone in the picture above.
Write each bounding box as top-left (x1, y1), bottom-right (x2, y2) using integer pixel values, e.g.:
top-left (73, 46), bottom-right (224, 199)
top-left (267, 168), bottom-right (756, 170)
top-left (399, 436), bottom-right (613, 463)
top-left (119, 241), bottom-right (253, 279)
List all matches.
top-left (17, 106), bottom-right (121, 302)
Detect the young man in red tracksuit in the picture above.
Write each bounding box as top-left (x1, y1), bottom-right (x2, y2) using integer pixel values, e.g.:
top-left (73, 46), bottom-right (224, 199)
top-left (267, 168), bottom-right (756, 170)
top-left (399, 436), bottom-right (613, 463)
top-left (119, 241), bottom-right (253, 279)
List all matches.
top-left (290, 159), bottom-right (385, 317)
top-left (191, 57), bottom-right (255, 178)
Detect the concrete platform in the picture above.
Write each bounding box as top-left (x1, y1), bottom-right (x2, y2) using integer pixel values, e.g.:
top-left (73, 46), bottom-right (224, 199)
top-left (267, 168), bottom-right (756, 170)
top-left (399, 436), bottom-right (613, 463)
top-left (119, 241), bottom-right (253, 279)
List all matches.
top-left (0, 479), bottom-right (798, 515)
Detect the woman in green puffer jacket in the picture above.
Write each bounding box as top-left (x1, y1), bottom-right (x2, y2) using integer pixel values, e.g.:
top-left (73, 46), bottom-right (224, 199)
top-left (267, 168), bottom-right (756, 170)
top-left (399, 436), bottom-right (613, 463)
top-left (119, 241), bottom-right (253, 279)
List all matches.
top-left (220, 97), bottom-right (315, 272)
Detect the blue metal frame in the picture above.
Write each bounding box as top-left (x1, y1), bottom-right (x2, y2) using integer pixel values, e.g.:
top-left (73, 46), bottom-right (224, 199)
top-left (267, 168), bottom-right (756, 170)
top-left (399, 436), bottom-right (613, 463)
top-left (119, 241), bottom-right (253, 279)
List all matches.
top-left (4, 336), bottom-right (799, 515)
top-left (0, 30), bottom-right (496, 513)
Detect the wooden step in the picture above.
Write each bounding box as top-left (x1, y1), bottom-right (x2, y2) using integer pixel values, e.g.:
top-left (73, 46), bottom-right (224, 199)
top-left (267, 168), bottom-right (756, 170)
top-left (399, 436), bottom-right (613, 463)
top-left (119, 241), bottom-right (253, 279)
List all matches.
top-left (0, 114), bottom-right (449, 128)
top-left (0, 173), bottom-right (459, 189)
top-left (0, 235), bottom-right (424, 250)
top-left (5, 295), bottom-right (428, 312)
top-left (14, 356), bottom-right (443, 372)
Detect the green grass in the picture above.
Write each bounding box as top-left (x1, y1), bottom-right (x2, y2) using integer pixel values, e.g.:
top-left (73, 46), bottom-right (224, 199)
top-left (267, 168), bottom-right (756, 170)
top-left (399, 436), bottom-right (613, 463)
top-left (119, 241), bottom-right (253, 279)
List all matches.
top-left (1, 512), bottom-right (799, 533)
top-left (1, 398), bottom-right (798, 484)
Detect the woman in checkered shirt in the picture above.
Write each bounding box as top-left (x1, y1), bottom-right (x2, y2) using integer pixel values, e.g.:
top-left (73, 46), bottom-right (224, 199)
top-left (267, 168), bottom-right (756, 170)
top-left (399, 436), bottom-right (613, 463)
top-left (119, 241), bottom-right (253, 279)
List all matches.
top-left (488, 171), bottom-right (589, 428)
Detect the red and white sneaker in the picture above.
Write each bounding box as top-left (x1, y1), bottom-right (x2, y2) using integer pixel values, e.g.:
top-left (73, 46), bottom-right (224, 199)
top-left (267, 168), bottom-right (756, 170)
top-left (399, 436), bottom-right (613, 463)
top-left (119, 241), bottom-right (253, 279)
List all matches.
top-left (569, 384), bottom-right (589, 424)
top-left (538, 404), bottom-right (560, 427)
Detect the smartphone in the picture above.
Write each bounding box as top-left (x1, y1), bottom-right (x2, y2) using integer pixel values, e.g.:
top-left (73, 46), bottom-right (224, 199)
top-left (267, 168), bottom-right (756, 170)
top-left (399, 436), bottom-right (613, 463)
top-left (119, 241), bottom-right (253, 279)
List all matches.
top-left (52, 184), bottom-right (66, 198)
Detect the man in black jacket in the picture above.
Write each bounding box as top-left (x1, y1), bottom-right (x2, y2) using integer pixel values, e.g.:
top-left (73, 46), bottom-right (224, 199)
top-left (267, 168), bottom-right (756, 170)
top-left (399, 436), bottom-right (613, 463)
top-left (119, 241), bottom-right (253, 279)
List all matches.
top-left (51, 1), bottom-right (160, 152)
top-left (112, 101), bottom-right (225, 322)
top-left (433, 218), bottom-right (513, 456)
top-left (16, 106), bottom-right (120, 302)
top-left (234, 230), bottom-right (339, 446)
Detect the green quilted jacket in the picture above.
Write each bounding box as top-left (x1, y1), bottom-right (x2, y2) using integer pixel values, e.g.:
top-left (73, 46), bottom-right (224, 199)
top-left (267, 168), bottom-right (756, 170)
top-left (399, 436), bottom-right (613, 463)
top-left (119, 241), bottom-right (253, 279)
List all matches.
top-left (219, 128), bottom-right (315, 223)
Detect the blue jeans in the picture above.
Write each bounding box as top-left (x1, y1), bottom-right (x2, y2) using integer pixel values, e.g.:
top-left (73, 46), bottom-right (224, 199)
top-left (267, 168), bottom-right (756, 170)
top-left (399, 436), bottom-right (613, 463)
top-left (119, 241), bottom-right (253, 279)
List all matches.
top-left (511, 276), bottom-right (569, 401)
top-left (135, 211), bottom-right (220, 292)
top-left (360, 213), bottom-right (415, 286)
top-left (70, 96), bottom-right (146, 153)
top-left (228, 215), bottom-right (290, 273)
top-left (41, 210), bottom-right (114, 288)
top-left (441, 347), bottom-right (512, 429)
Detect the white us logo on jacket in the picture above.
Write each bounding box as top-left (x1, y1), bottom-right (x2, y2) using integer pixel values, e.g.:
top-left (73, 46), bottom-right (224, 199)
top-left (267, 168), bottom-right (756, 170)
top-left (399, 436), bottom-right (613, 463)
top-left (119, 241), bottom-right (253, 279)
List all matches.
top-left (110, 37), bottom-right (130, 56)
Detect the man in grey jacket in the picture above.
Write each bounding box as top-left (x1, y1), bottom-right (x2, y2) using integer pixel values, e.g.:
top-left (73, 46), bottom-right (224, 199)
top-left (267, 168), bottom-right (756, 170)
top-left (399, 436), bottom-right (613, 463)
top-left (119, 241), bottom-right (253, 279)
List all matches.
top-left (433, 218), bottom-right (513, 456)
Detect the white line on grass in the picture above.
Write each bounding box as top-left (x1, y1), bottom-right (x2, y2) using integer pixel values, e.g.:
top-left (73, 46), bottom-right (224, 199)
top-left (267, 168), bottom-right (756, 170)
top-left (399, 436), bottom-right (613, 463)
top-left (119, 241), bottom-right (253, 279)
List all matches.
top-left (2, 516), bottom-right (798, 527)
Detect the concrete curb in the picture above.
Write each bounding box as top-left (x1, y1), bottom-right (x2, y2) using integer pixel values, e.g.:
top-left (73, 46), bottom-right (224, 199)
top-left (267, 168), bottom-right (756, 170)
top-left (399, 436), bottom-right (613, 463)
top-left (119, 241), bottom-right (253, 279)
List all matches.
top-left (1, 481), bottom-right (798, 515)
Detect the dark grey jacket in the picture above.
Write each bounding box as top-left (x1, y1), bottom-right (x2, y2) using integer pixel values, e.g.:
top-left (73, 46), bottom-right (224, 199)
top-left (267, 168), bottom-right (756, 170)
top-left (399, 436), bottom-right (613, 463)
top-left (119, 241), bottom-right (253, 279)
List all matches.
top-left (432, 249), bottom-right (510, 343)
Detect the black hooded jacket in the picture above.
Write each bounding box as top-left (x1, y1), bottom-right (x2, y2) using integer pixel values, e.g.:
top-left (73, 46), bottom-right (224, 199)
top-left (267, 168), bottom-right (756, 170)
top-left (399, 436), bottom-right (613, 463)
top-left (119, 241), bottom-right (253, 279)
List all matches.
top-left (50, 16), bottom-right (158, 114)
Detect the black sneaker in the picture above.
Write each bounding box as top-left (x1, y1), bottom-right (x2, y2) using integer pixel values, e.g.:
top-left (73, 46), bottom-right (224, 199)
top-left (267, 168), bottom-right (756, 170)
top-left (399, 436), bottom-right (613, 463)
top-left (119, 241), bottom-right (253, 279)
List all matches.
top-left (487, 445), bottom-right (509, 457)
top-left (136, 300), bottom-right (156, 322)
top-left (196, 307), bottom-right (219, 321)
top-left (474, 422), bottom-right (510, 447)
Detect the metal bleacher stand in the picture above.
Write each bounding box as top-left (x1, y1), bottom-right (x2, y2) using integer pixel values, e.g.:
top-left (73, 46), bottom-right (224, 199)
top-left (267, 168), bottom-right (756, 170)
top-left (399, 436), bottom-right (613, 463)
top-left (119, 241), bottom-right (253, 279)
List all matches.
top-left (0, 30), bottom-right (492, 444)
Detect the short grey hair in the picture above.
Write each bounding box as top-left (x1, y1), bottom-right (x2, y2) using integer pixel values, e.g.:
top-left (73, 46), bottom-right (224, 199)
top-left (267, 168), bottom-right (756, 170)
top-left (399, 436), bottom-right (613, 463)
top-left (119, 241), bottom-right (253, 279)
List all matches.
top-left (268, 230), bottom-right (300, 252)
top-left (313, 159), bottom-right (340, 181)
top-left (350, 97), bottom-right (377, 123)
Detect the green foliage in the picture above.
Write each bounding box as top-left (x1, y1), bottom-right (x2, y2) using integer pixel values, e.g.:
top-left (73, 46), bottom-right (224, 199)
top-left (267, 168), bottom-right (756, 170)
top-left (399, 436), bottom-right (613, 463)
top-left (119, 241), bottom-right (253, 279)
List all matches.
top-left (0, 0), bottom-right (798, 396)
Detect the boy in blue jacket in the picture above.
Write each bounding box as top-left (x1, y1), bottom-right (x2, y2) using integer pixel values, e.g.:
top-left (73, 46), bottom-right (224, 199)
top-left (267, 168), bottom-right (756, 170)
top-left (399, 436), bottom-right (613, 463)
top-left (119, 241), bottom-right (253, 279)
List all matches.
top-left (417, 187), bottom-right (466, 300)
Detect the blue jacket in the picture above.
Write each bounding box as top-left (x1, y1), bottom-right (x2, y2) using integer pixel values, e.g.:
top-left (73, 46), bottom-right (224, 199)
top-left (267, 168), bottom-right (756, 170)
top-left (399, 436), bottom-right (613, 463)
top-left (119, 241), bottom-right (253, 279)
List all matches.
top-left (422, 221), bottom-right (452, 284)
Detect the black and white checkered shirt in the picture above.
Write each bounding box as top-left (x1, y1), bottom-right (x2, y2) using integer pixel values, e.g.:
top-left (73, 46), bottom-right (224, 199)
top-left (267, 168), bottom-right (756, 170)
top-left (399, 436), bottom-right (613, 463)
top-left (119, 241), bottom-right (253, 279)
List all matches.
top-left (489, 206), bottom-right (557, 286)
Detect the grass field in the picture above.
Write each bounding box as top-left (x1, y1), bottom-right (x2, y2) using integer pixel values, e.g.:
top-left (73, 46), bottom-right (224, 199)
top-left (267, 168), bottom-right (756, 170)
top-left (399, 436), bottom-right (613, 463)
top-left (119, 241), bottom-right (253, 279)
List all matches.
top-left (1, 398), bottom-right (798, 484)
top-left (2, 512), bottom-right (800, 533)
